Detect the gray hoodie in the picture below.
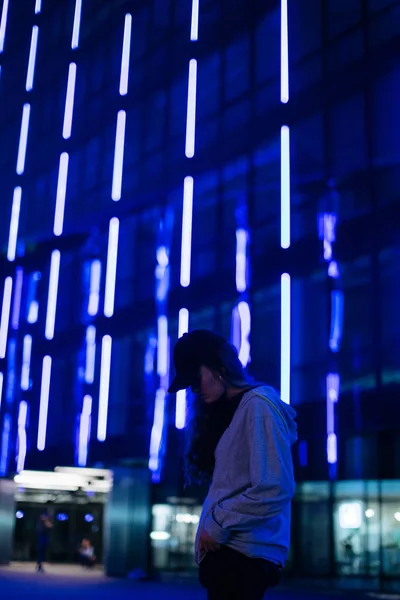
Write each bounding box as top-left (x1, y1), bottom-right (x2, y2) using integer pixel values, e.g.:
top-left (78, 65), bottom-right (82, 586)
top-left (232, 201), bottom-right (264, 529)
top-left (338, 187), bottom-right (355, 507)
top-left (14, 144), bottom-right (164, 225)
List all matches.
top-left (195, 386), bottom-right (298, 566)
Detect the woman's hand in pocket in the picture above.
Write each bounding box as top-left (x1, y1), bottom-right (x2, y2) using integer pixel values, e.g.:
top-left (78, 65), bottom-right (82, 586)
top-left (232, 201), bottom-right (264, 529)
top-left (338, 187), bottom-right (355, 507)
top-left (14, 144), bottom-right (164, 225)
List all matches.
top-left (198, 529), bottom-right (220, 553)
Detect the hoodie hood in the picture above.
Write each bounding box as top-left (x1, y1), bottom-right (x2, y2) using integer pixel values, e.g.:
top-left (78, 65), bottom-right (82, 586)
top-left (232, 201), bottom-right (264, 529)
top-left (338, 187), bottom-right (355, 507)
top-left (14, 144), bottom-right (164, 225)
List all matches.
top-left (247, 385), bottom-right (298, 446)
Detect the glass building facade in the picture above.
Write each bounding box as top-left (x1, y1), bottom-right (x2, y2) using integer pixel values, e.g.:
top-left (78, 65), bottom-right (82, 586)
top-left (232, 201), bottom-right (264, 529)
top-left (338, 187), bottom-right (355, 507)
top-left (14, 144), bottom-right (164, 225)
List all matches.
top-left (0, 0), bottom-right (399, 591)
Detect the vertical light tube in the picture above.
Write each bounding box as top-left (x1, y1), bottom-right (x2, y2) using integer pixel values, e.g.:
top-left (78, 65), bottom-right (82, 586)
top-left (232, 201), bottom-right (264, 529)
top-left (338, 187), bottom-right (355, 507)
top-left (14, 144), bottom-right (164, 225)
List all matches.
top-left (190, 0), bottom-right (199, 41)
top-left (0, 277), bottom-right (13, 359)
top-left (0, 0), bottom-right (10, 53)
top-left (329, 291), bottom-right (344, 353)
top-left (45, 250), bottom-right (61, 340)
top-left (157, 316), bottom-right (168, 378)
top-left (11, 268), bottom-right (23, 330)
top-left (235, 228), bottom-right (248, 293)
top-left (53, 152), bottom-right (69, 236)
top-left (149, 388), bottom-right (166, 472)
top-left (111, 110), bottom-right (126, 201)
top-left (119, 14), bottom-right (132, 96)
top-left (0, 372), bottom-right (3, 412)
top-left (180, 177), bottom-right (194, 288)
top-left (185, 60), bottom-right (197, 158)
top-left (85, 325), bottom-right (96, 384)
top-left (21, 335), bottom-right (32, 391)
top-left (62, 63), bottom-right (77, 139)
top-left (88, 260), bottom-right (101, 316)
top-left (71, 0), bottom-right (82, 50)
top-left (0, 415), bottom-right (11, 475)
top-left (35, 0), bottom-right (42, 14)
top-left (25, 25), bottom-right (39, 92)
top-left (97, 335), bottom-right (112, 442)
top-left (104, 218), bottom-right (119, 318)
top-left (37, 356), bottom-right (52, 451)
top-left (16, 104), bottom-right (31, 175)
top-left (281, 125), bottom-right (291, 249)
top-left (178, 308), bottom-right (189, 338)
top-left (280, 273), bottom-right (291, 405)
top-left (7, 187), bottom-right (22, 262)
top-left (78, 395), bottom-right (92, 467)
top-left (16, 401), bottom-right (28, 473)
top-left (175, 308), bottom-right (189, 430)
top-left (280, 0), bottom-right (289, 104)
top-left (238, 301), bottom-right (251, 367)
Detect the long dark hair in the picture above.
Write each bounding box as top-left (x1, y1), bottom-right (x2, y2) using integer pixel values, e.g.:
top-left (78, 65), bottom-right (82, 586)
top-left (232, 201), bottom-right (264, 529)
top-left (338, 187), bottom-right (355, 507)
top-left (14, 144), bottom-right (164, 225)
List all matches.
top-left (184, 343), bottom-right (255, 487)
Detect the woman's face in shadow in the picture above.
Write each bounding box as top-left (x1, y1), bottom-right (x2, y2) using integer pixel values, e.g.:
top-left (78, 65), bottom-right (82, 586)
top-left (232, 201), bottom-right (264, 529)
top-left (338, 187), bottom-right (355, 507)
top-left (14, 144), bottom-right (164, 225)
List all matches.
top-left (192, 365), bottom-right (225, 405)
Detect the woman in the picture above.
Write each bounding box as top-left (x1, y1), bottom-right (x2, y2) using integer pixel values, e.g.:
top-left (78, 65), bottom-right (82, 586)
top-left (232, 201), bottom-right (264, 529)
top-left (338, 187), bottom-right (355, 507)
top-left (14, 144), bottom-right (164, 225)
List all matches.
top-left (169, 329), bottom-right (298, 600)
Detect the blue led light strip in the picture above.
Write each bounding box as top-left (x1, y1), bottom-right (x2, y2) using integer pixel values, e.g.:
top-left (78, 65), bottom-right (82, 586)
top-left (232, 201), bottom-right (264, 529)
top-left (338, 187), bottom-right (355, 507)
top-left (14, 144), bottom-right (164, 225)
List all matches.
top-left (0, 0), bottom-right (10, 54)
top-left (280, 5), bottom-right (291, 405)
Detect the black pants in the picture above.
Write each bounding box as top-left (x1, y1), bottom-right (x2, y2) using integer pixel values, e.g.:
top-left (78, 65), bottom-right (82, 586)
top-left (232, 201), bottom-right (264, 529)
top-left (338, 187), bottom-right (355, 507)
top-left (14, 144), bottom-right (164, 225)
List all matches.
top-left (199, 545), bottom-right (281, 600)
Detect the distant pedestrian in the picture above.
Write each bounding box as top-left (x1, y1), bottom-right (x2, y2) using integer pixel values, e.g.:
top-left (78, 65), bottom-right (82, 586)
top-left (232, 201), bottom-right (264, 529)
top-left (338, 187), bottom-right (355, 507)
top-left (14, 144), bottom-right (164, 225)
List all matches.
top-left (36, 502), bottom-right (53, 573)
top-left (169, 330), bottom-right (298, 600)
top-left (78, 538), bottom-right (96, 568)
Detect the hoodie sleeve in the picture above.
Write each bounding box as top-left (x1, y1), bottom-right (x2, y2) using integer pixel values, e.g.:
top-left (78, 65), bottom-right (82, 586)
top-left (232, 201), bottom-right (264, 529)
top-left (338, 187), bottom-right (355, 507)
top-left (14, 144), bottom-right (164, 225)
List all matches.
top-left (203, 398), bottom-right (296, 544)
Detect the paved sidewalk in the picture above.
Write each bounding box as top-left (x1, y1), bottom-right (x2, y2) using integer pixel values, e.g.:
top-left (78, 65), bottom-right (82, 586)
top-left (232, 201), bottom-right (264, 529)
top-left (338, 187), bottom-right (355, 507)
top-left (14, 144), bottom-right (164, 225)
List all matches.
top-left (0, 563), bottom-right (395, 600)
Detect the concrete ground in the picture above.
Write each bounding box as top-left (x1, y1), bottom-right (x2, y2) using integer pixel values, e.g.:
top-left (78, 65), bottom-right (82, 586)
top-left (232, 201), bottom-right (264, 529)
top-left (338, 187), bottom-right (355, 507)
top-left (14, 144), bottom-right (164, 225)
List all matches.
top-left (0, 563), bottom-right (397, 600)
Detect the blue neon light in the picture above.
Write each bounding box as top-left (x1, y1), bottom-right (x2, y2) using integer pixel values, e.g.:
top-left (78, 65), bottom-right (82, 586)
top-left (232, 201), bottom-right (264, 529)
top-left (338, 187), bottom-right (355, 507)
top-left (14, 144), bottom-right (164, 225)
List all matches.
top-left (62, 63), bottom-right (77, 140)
top-left (11, 268), bottom-right (23, 330)
top-left (78, 395), bottom-right (92, 467)
top-left (7, 187), bottom-right (22, 262)
top-left (280, 0), bottom-right (289, 104)
top-left (111, 110), bottom-right (126, 201)
top-left (53, 153), bottom-right (69, 236)
top-left (71, 0), bottom-right (82, 50)
top-left (280, 125), bottom-right (291, 249)
top-left (329, 291), bottom-right (344, 353)
top-left (104, 218), bottom-right (119, 318)
top-left (0, 414), bottom-right (11, 475)
top-left (84, 514), bottom-right (94, 523)
top-left (21, 335), bottom-right (32, 391)
top-left (180, 177), bottom-right (194, 288)
top-left (35, 0), bottom-right (42, 14)
top-left (97, 335), bottom-right (112, 442)
top-left (88, 260), bottom-right (101, 316)
top-left (85, 326), bottom-right (96, 384)
top-left (45, 250), bottom-right (61, 340)
top-left (119, 14), bottom-right (132, 96)
top-left (0, 277), bottom-right (13, 359)
top-left (149, 388), bottom-right (166, 473)
top-left (0, 372), bottom-right (3, 413)
top-left (185, 60), bottom-right (197, 158)
top-left (0, 0), bottom-right (10, 53)
top-left (190, 0), bottom-right (199, 41)
top-left (16, 401), bottom-right (28, 473)
top-left (16, 510), bottom-right (24, 519)
top-left (280, 273), bottom-right (291, 405)
top-left (175, 308), bottom-right (189, 430)
top-left (16, 104), bottom-right (31, 175)
top-left (26, 26), bottom-right (39, 92)
top-left (37, 355), bottom-right (52, 451)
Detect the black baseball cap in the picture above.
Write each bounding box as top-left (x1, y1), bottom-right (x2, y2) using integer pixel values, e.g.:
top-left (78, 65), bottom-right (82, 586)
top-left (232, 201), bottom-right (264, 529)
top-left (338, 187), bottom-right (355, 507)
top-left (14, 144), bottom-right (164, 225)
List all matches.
top-left (168, 329), bottom-right (229, 393)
